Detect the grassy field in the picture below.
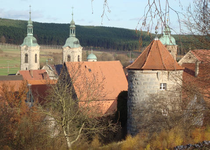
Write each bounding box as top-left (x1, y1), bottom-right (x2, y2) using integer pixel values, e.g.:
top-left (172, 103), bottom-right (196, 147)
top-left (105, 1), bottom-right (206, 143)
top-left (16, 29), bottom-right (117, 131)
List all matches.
top-left (0, 45), bottom-right (59, 75)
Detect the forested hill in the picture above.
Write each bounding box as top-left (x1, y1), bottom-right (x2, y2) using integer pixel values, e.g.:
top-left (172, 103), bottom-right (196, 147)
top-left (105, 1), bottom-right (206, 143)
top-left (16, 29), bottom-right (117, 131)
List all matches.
top-left (0, 18), bottom-right (200, 52)
top-left (0, 18), bottom-right (153, 51)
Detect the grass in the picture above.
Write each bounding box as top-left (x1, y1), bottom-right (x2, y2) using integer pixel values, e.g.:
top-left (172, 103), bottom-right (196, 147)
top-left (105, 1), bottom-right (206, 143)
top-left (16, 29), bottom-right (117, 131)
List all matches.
top-left (0, 45), bottom-right (56, 76)
top-left (0, 67), bottom-right (19, 75)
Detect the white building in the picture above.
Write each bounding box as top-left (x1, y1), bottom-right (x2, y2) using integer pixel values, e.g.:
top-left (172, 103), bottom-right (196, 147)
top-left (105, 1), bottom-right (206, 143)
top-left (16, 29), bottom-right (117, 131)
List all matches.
top-left (20, 7), bottom-right (40, 70)
top-left (62, 11), bottom-right (82, 63)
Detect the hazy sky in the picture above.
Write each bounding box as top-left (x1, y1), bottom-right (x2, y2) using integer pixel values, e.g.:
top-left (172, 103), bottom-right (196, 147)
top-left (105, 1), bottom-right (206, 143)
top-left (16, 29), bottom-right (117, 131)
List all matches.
top-left (0, 0), bottom-right (191, 33)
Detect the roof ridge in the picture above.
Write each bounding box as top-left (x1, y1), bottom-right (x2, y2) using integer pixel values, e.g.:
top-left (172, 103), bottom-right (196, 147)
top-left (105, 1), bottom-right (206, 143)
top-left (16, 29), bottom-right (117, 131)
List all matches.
top-left (157, 40), bottom-right (166, 70)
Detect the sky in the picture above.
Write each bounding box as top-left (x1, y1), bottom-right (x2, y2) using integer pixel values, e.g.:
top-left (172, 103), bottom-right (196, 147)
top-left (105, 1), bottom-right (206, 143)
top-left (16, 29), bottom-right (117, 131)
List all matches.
top-left (0, 0), bottom-right (191, 34)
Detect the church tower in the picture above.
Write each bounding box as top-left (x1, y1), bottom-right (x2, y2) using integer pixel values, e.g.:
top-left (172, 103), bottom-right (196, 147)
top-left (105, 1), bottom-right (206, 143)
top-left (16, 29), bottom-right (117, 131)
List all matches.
top-left (63, 9), bottom-right (82, 63)
top-left (20, 6), bottom-right (40, 70)
top-left (160, 26), bottom-right (177, 60)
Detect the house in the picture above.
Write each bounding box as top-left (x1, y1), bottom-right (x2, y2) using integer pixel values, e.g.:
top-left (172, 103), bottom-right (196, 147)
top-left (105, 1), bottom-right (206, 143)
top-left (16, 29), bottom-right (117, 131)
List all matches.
top-left (42, 65), bottom-right (59, 80)
top-left (181, 63), bottom-right (210, 126)
top-left (179, 50), bottom-right (210, 65)
top-left (16, 70), bottom-right (49, 81)
top-left (63, 61), bottom-right (128, 115)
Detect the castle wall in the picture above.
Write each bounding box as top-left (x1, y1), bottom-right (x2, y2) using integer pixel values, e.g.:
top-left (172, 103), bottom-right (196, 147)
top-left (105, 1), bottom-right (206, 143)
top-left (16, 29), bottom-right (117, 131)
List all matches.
top-left (127, 69), bottom-right (183, 136)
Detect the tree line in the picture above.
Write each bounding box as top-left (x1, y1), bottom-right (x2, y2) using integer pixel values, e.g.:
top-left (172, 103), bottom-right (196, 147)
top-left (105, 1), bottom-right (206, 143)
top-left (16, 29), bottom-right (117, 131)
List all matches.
top-left (0, 18), bottom-right (209, 53)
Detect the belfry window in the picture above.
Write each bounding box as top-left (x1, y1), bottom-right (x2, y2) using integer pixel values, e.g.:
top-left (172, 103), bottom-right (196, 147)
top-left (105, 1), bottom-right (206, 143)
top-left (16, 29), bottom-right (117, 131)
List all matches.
top-left (160, 83), bottom-right (167, 90)
top-left (35, 54), bottom-right (37, 63)
top-left (78, 55), bottom-right (80, 62)
top-left (67, 55), bottom-right (71, 62)
top-left (25, 53), bottom-right (28, 63)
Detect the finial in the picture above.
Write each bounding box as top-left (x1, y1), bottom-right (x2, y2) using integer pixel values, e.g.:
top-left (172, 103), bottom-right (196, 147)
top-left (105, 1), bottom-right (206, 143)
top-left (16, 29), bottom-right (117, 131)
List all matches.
top-left (29, 5), bottom-right (31, 21)
top-left (154, 27), bottom-right (158, 40)
top-left (72, 7), bottom-right (74, 20)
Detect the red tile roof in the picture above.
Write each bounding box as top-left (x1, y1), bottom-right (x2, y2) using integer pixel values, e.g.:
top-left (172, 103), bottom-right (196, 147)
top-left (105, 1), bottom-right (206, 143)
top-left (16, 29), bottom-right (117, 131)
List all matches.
top-left (27, 80), bottom-right (57, 85)
top-left (182, 63), bottom-right (210, 103)
top-left (191, 50), bottom-right (210, 63)
top-left (17, 70), bottom-right (49, 80)
top-left (65, 61), bottom-right (128, 114)
top-left (127, 39), bottom-right (184, 70)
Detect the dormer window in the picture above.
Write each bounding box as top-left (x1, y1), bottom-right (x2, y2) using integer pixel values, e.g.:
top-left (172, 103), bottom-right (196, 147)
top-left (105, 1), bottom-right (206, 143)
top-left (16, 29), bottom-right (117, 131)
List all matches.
top-left (160, 83), bottom-right (167, 90)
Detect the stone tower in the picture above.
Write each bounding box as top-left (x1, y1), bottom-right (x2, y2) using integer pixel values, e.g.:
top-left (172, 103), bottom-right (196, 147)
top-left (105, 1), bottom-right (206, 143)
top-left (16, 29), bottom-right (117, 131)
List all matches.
top-left (20, 6), bottom-right (40, 70)
top-left (160, 26), bottom-right (177, 60)
top-left (63, 10), bottom-right (82, 63)
top-left (126, 38), bottom-right (184, 136)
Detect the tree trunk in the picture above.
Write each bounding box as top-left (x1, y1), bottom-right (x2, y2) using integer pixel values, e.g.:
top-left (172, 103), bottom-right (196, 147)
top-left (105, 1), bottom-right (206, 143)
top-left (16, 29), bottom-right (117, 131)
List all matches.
top-left (63, 129), bottom-right (72, 149)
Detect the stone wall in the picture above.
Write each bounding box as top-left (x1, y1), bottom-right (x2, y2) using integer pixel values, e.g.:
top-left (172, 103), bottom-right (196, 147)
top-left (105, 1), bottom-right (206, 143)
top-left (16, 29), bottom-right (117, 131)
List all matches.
top-left (127, 69), bottom-right (183, 136)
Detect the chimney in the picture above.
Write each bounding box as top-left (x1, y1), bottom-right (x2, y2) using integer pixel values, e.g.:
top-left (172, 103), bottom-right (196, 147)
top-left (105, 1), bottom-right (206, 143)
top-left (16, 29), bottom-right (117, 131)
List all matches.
top-left (195, 61), bottom-right (199, 77)
top-left (29, 70), bottom-right (33, 78)
top-left (42, 72), bottom-right (48, 79)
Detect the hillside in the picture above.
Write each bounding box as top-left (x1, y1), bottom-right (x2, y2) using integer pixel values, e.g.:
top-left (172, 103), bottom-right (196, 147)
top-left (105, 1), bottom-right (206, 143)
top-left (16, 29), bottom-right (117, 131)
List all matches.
top-left (0, 18), bottom-right (152, 51)
top-left (0, 18), bottom-right (207, 53)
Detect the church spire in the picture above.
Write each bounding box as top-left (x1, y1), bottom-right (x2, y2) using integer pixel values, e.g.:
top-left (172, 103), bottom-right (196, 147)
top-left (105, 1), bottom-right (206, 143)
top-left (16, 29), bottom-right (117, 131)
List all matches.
top-left (27, 5), bottom-right (33, 36)
top-left (69, 7), bottom-right (76, 37)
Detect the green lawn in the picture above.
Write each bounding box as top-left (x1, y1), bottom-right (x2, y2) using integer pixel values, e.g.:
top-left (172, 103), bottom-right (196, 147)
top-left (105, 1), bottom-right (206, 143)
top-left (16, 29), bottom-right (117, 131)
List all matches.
top-left (0, 45), bottom-right (54, 75)
top-left (0, 67), bottom-right (19, 75)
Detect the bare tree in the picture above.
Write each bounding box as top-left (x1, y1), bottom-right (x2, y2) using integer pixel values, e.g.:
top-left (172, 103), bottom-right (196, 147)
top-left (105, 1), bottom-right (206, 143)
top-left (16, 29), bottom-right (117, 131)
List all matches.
top-left (182, 0), bottom-right (210, 49)
top-left (39, 63), bottom-right (117, 149)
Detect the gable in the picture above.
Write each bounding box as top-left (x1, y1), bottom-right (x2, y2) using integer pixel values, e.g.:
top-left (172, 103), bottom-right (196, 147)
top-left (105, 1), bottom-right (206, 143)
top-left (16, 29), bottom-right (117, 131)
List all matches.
top-left (179, 51), bottom-right (199, 65)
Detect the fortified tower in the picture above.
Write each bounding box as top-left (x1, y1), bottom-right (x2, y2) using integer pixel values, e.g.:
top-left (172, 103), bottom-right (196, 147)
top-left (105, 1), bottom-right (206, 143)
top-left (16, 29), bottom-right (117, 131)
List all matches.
top-left (127, 37), bottom-right (184, 136)
top-left (63, 10), bottom-right (82, 63)
top-left (20, 6), bottom-right (40, 70)
top-left (160, 26), bottom-right (177, 60)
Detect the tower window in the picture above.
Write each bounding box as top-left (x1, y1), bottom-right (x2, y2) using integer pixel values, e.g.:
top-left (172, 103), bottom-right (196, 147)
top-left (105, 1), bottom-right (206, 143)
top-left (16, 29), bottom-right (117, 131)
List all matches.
top-left (25, 53), bottom-right (28, 63)
top-left (78, 55), bottom-right (80, 62)
top-left (35, 54), bottom-right (37, 63)
top-left (160, 83), bottom-right (167, 90)
top-left (67, 55), bottom-right (71, 62)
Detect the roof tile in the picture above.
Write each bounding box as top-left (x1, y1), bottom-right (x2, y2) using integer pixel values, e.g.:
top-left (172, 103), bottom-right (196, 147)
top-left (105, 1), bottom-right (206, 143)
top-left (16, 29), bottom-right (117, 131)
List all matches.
top-left (65, 61), bottom-right (128, 114)
top-left (127, 39), bottom-right (183, 70)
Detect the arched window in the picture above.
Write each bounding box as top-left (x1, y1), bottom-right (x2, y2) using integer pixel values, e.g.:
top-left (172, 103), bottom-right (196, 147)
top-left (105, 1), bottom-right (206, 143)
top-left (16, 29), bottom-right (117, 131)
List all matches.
top-left (35, 54), bottom-right (37, 63)
top-left (25, 53), bottom-right (28, 63)
top-left (78, 55), bottom-right (80, 62)
top-left (67, 55), bottom-right (71, 62)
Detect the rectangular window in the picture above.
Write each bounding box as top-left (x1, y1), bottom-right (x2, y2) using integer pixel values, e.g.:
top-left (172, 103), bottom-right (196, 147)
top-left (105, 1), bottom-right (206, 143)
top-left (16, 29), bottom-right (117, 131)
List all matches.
top-left (160, 83), bottom-right (167, 90)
